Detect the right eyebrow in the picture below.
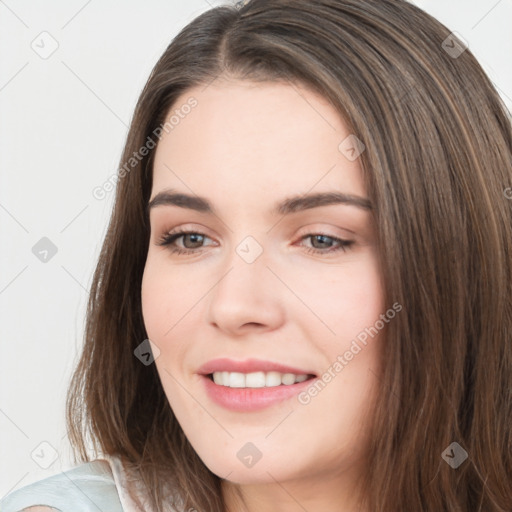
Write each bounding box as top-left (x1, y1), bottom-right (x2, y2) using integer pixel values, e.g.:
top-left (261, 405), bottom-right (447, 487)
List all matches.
top-left (148, 190), bottom-right (213, 214)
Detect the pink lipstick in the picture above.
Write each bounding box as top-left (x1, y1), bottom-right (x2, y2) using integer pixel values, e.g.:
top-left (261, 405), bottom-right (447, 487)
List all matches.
top-left (197, 358), bottom-right (317, 412)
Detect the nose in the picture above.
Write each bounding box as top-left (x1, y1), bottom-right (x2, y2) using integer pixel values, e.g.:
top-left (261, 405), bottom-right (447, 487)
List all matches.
top-left (206, 244), bottom-right (286, 336)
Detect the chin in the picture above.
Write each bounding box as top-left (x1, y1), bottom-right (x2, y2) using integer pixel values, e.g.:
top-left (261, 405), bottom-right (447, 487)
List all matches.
top-left (195, 443), bottom-right (307, 485)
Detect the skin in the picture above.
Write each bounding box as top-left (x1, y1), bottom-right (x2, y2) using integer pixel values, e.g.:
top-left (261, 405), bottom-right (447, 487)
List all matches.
top-left (141, 77), bottom-right (386, 512)
top-left (22, 508), bottom-right (57, 511)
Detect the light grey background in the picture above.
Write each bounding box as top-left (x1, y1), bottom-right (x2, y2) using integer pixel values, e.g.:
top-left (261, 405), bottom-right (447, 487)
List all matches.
top-left (1, 0), bottom-right (511, 498)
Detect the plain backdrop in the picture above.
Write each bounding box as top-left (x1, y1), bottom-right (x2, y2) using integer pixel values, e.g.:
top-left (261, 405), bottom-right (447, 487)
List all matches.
top-left (1, 0), bottom-right (511, 499)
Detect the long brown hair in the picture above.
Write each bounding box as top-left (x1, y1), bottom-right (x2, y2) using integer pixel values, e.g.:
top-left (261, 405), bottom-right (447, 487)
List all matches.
top-left (66, 1), bottom-right (512, 510)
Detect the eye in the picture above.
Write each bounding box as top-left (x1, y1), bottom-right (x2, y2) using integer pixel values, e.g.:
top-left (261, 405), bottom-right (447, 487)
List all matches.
top-left (298, 233), bottom-right (354, 255)
top-left (156, 229), bottom-right (354, 257)
top-left (156, 230), bottom-right (214, 255)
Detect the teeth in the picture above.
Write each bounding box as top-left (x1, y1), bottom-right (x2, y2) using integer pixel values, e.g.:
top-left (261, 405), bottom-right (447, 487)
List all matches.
top-left (228, 372), bottom-right (245, 388)
top-left (246, 371), bottom-right (266, 388)
top-left (265, 371), bottom-right (281, 387)
top-left (211, 371), bottom-right (310, 388)
top-left (281, 373), bottom-right (296, 385)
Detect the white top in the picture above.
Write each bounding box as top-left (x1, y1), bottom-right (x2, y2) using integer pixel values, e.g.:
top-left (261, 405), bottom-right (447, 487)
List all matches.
top-left (0, 455), bottom-right (179, 512)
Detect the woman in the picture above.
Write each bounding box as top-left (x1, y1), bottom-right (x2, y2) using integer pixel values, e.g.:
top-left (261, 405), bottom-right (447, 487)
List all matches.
top-left (3, 0), bottom-right (511, 510)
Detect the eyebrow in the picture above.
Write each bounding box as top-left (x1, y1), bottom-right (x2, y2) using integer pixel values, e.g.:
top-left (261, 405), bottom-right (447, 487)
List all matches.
top-left (147, 189), bottom-right (373, 216)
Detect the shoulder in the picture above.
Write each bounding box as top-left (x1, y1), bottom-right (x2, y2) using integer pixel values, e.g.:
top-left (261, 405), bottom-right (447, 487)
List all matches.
top-left (0, 459), bottom-right (124, 512)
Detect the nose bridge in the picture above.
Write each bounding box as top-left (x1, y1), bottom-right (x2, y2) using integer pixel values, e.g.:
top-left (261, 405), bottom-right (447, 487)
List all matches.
top-left (234, 234), bottom-right (266, 266)
top-left (216, 232), bottom-right (272, 301)
top-left (206, 232), bottom-right (285, 331)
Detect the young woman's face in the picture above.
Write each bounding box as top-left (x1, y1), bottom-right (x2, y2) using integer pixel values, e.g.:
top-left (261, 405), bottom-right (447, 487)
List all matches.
top-left (141, 78), bottom-right (386, 489)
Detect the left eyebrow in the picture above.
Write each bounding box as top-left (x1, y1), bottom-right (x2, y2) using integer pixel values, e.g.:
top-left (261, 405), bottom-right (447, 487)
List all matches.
top-left (275, 191), bottom-right (372, 215)
top-left (147, 189), bottom-right (373, 216)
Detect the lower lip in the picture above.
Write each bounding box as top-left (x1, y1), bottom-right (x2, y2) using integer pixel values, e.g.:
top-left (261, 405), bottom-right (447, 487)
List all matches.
top-left (201, 375), bottom-right (316, 412)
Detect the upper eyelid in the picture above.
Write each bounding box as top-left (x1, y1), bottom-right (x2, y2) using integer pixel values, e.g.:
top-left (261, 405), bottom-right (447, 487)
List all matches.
top-left (157, 221), bottom-right (356, 238)
top-left (160, 228), bottom-right (353, 245)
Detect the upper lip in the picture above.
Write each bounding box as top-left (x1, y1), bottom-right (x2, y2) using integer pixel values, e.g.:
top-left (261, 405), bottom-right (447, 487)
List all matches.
top-left (197, 358), bottom-right (316, 376)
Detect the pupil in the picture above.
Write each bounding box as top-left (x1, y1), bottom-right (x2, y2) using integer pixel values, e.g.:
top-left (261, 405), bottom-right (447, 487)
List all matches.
top-left (313, 235), bottom-right (330, 248)
top-left (185, 234), bottom-right (202, 248)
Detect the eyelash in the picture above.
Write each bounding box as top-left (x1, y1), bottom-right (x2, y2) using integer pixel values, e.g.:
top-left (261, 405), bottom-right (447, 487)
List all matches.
top-left (156, 229), bottom-right (354, 256)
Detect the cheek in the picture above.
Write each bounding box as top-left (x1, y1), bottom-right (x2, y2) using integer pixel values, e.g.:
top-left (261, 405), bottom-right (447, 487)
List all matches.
top-left (340, 255), bottom-right (384, 324)
top-left (141, 263), bottom-right (202, 428)
top-left (141, 258), bottom-right (174, 339)
top-left (141, 256), bottom-right (204, 364)
top-left (296, 253), bottom-right (384, 340)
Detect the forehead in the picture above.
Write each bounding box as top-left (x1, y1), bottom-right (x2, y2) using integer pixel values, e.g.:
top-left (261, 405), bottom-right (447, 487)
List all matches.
top-left (151, 79), bottom-right (367, 205)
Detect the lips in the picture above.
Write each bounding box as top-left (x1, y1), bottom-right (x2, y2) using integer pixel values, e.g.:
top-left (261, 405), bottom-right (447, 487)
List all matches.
top-left (197, 358), bottom-right (318, 412)
top-left (197, 357), bottom-right (316, 376)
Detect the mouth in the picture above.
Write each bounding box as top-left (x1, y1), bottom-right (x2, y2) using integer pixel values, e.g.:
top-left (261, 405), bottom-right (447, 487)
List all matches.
top-left (198, 357), bottom-right (316, 377)
top-left (205, 371), bottom-right (315, 388)
top-left (197, 358), bottom-right (317, 412)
